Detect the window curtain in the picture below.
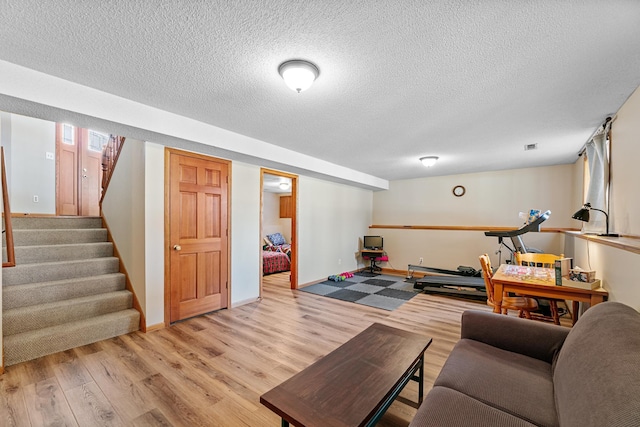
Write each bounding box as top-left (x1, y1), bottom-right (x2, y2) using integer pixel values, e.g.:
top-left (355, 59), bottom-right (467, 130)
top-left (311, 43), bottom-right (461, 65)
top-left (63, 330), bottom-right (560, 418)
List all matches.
top-left (583, 122), bottom-right (611, 233)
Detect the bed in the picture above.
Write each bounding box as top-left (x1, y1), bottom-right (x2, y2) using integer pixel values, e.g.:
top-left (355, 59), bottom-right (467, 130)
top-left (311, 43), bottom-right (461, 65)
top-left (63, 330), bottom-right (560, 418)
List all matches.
top-left (262, 233), bottom-right (291, 275)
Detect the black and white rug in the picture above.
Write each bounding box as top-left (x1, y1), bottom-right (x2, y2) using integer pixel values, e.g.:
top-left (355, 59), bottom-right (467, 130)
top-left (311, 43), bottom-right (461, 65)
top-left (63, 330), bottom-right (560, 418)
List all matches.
top-left (300, 272), bottom-right (419, 311)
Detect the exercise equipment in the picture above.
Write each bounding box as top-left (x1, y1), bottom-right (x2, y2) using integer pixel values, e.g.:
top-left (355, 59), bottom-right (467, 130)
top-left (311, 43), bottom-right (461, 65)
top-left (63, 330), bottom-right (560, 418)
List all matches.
top-left (484, 210), bottom-right (551, 265)
top-left (411, 210), bottom-right (551, 299)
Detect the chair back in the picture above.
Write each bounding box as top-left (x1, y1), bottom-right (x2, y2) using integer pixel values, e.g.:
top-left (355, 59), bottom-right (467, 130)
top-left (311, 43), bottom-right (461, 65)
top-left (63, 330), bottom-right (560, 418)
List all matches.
top-left (515, 252), bottom-right (564, 268)
top-left (478, 254), bottom-right (495, 304)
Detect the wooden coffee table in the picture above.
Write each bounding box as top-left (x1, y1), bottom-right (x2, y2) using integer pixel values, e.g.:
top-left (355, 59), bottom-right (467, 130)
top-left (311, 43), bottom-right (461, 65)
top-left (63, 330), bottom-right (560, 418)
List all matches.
top-left (260, 323), bottom-right (432, 427)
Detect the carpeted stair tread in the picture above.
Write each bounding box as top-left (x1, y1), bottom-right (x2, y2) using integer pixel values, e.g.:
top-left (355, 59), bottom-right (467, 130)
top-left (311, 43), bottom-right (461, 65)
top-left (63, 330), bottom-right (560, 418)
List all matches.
top-left (11, 216), bottom-right (103, 230)
top-left (8, 242), bottom-right (114, 264)
top-left (3, 309), bottom-right (140, 366)
top-left (3, 290), bottom-right (134, 336)
top-left (2, 257), bottom-right (120, 286)
top-left (2, 215), bottom-right (140, 367)
top-left (3, 273), bottom-right (126, 310)
top-left (12, 228), bottom-right (108, 246)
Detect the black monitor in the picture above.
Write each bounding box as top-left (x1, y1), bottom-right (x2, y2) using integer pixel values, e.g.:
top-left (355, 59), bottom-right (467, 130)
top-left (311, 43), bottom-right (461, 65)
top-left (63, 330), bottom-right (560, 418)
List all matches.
top-left (364, 235), bottom-right (383, 250)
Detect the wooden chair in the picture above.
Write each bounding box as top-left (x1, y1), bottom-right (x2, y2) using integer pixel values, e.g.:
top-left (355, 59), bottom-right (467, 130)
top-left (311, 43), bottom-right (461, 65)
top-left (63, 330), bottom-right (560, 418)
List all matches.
top-left (514, 252), bottom-right (566, 325)
top-left (479, 254), bottom-right (538, 319)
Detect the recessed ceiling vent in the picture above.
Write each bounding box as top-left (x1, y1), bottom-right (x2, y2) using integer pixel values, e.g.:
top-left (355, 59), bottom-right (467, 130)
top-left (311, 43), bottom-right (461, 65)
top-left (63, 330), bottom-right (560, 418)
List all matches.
top-left (524, 143), bottom-right (538, 151)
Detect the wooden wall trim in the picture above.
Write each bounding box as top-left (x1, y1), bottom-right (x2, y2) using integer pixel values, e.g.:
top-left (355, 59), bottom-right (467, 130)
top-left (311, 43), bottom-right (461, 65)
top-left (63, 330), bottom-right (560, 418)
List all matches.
top-left (563, 231), bottom-right (640, 255)
top-left (370, 224), bottom-right (578, 233)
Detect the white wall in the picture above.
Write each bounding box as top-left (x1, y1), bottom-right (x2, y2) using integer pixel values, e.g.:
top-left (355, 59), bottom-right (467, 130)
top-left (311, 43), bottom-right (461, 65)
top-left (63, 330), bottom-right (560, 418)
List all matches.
top-left (563, 85), bottom-right (640, 310)
top-left (610, 85), bottom-right (640, 236)
top-left (262, 192), bottom-right (291, 243)
top-left (101, 139), bottom-right (147, 317)
top-left (231, 162), bottom-right (261, 305)
top-left (298, 176), bottom-right (373, 284)
top-left (6, 113), bottom-right (55, 213)
top-left (373, 165), bottom-right (576, 271)
top-left (144, 142), bottom-right (165, 325)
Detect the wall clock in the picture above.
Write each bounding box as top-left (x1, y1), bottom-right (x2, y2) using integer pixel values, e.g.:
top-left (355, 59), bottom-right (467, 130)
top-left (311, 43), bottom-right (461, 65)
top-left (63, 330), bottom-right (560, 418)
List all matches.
top-left (452, 185), bottom-right (466, 197)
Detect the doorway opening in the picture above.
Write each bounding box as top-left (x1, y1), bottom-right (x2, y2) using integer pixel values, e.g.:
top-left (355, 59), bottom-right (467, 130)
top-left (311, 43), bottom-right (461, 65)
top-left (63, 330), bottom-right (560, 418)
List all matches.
top-left (260, 169), bottom-right (298, 294)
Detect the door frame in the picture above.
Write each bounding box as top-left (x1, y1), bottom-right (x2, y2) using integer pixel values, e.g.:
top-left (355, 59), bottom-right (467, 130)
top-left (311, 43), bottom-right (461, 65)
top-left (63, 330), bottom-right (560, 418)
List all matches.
top-left (260, 168), bottom-right (298, 294)
top-left (163, 147), bottom-right (232, 326)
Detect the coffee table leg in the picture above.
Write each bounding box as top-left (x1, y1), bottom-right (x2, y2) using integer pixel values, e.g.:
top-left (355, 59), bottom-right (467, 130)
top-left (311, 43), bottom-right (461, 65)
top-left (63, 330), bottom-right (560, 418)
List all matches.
top-left (418, 354), bottom-right (424, 404)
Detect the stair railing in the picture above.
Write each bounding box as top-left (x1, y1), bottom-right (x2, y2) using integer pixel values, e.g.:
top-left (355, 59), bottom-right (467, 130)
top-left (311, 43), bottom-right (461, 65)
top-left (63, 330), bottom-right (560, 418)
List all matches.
top-left (2, 147), bottom-right (15, 268)
top-left (100, 135), bottom-right (125, 204)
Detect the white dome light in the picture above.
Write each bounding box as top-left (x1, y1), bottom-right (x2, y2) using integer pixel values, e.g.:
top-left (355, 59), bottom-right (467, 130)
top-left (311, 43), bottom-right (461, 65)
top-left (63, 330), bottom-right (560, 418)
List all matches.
top-left (278, 60), bottom-right (320, 93)
top-left (420, 156), bottom-right (439, 167)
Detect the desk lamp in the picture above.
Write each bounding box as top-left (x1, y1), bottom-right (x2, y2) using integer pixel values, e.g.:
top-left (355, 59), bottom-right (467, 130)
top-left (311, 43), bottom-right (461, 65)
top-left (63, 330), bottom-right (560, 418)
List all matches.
top-left (572, 203), bottom-right (619, 237)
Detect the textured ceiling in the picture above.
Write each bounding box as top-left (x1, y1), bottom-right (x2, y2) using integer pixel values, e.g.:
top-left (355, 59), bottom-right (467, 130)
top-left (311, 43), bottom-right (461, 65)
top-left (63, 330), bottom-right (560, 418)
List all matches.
top-left (1, 0), bottom-right (639, 181)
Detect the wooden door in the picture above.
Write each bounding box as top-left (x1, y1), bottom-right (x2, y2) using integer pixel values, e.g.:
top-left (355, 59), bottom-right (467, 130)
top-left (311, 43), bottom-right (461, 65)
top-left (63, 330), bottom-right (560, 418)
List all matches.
top-left (168, 150), bottom-right (229, 323)
top-left (56, 124), bottom-right (79, 215)
top-left (79, 129), bottom-right (104, 216)
top-left (56, 125), bottom-right (105, 216)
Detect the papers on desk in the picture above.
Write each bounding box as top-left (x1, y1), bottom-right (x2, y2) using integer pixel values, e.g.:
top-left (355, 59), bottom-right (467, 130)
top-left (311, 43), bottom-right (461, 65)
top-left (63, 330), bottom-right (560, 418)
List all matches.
top-left (501, 265), bottom-right (555, 284)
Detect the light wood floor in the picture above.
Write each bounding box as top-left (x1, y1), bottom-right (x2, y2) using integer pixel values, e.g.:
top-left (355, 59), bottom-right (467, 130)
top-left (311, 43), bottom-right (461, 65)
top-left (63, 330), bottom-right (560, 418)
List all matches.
top-left (0, 272), bottom-right (492, 426)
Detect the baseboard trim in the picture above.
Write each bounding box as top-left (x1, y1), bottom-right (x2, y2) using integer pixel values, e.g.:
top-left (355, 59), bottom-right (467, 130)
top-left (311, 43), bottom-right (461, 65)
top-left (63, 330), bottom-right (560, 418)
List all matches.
top-left (231, 297), bottom-right (260, 308)
top-left (145, 323), bottom-right (165, 333)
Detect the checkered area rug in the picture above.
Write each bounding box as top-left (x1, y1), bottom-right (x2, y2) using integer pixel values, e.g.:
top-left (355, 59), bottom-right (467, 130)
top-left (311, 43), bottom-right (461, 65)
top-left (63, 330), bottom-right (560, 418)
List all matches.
top-left (300, 272), bottom-right (419, 311)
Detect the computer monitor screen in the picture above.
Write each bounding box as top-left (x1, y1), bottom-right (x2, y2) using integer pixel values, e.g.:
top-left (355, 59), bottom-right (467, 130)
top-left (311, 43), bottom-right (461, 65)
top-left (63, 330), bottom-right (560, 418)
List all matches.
top-left (363, 235), bottom-right (383, 250)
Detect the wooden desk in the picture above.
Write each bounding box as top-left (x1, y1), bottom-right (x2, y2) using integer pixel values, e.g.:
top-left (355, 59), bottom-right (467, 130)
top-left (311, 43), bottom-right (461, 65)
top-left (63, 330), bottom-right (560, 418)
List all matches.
top-left (491, 264), bottom-right (608, 324)
top-left (260, 323), bottom-right (432, 427)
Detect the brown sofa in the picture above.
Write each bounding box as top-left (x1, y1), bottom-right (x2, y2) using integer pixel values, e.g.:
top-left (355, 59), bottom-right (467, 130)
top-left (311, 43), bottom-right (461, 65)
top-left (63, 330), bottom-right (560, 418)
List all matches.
top-left (410, 302), bottom-right (640, 427)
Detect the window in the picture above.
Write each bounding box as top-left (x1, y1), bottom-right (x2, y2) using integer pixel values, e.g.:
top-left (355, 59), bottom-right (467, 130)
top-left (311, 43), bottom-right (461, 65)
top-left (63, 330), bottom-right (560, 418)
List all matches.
top-left (88, 130), bottom-right (109, 152)
top-left (62, 124), bottom-right (74, 145)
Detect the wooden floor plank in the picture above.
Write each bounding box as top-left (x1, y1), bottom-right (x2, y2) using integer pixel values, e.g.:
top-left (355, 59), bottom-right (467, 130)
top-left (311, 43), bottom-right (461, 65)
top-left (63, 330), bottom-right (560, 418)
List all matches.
top-left (65, 381), bottom-right (125, 427)
top-left (2, 271), bottom-right (530, 426)
top-left (23, 377), bottom-right (78, 427)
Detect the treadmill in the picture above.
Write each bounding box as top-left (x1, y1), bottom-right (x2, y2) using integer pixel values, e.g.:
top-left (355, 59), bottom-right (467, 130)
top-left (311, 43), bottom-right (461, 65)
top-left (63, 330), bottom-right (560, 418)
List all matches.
top-left (412, 210), bottom-right (551, 299)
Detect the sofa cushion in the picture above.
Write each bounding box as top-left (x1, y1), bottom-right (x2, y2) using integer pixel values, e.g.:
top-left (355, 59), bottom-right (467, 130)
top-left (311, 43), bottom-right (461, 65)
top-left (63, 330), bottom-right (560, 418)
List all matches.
top-left (410, 386), bottom-right (538, 427)
top-left (554, 302), bottom-right (640, 427)
top-left (434, 339), bottom-right (558, 427)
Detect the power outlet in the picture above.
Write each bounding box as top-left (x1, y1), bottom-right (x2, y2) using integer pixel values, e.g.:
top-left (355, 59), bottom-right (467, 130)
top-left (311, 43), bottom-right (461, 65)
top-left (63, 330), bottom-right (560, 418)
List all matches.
top-left (338, 258), bottom-right (342, 265)
top-left (33, 195), bottom-right (39, 203)
top-left (419, 257), bottom-right (424, 265)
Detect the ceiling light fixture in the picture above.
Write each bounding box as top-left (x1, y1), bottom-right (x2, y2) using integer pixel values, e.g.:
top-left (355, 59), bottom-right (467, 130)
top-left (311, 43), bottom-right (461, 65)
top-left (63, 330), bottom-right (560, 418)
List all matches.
top-left (279, 182), bottom-right (291, 190)
top-left (278, 60), bottom-right (319, 93)
top-left (419, 156), bottom-right (439, 167)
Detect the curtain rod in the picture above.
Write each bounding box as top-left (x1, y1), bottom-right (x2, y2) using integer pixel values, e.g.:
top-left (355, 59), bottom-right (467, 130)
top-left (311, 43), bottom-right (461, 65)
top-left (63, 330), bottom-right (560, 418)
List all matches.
top-left (578, 116), bottom-right (612, 156)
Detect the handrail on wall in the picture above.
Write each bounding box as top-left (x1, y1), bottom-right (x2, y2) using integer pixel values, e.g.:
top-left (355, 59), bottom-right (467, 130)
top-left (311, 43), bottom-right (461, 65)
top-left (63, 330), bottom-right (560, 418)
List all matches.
top-left (2, 147), bottom-right (15, 268)
top-left (100, 135), bottom-right (125, 204)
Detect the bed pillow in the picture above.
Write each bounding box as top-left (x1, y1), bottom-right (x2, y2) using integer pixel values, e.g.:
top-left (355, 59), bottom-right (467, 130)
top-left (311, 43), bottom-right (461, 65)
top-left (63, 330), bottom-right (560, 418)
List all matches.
top-left (263, 237), bottom-right (273, 247)
top-left (267, 232), bottom-right (286, 245)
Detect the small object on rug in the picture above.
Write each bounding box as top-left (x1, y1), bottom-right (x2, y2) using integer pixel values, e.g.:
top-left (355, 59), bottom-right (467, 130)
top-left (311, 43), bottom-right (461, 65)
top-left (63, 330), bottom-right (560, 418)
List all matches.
top-left (328, 275), bottom-right (345, 282)
top-left (340, 272), bottom-right (355, 279)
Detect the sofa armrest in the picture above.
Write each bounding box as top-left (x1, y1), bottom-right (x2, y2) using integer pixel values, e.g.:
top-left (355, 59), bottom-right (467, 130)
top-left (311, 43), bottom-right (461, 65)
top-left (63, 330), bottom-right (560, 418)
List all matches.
top-left (461, 310), bottom-right (570, 363)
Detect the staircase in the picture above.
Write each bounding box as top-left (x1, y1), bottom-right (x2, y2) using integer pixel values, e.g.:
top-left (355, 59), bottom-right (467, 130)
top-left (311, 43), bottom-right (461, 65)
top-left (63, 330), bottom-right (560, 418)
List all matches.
top-left (2, 216), bottom-right (140, 366)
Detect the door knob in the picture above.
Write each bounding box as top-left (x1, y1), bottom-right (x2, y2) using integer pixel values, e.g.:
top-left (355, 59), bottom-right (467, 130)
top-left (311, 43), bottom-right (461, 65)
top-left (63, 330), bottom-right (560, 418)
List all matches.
top-left (173, 245), bottom-right (182, 251)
